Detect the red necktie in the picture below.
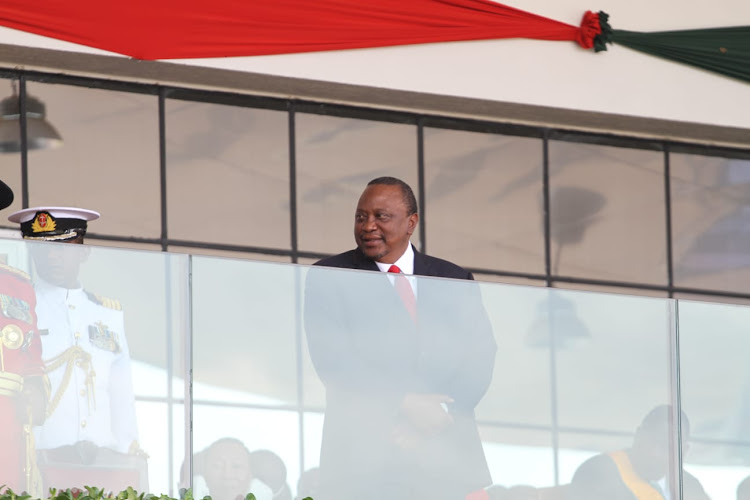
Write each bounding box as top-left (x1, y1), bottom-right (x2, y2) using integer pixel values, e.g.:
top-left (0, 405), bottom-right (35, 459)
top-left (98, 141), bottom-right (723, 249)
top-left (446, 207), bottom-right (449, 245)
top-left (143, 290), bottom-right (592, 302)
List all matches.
top-left (388, 264), bottom-right (417, 322)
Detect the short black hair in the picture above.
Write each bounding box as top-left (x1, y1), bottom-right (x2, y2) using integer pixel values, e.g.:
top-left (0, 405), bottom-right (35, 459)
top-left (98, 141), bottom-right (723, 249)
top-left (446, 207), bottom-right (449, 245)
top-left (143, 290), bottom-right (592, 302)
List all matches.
top-left (367, 177), bottom-right (418, 215)
top-left (639, 404), bottom-right (690, 438)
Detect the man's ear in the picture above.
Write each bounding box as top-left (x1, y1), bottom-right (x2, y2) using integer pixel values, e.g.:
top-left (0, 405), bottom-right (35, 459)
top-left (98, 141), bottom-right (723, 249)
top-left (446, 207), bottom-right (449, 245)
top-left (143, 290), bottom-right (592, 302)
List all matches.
top-left (407, 213), bottom-right (419, 235)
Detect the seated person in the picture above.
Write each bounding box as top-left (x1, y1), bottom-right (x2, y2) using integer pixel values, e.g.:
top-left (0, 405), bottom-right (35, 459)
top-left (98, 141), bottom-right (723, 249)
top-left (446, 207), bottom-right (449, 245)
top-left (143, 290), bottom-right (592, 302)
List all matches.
top-left (567, 405), bottom-right (709, 500)
top-left (186, 438), bottom-right (285, 500)
top-left (295, 467), bottom-right (319, 500)
top-left (738, 475), bottom-right (750, 500)
top-left (249, 449), bottom-right (292, 500)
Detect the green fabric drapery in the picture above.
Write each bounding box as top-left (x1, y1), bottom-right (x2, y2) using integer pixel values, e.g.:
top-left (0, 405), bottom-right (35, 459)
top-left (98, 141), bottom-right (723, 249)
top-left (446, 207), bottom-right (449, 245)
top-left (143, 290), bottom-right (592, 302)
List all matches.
top-left (594, 13), bottom-right (750, 84)
top-left (0, 2), bottom-right (747, 84)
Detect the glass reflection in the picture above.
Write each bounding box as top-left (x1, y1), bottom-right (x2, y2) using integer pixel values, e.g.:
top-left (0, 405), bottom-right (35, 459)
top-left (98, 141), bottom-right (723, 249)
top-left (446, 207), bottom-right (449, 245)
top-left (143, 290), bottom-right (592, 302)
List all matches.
top-left (165, 101), bottom-right (290, 249)
top-left (423, 128), bottom-right (544, 274)
top-left (548, 141), bottom-right (666, 285)
top-left (295, 114), bottom-right (418, 255)
top-left (672, 154), bottom-right (750, 294)
top-left (25, 82), bottom-right (160, 238)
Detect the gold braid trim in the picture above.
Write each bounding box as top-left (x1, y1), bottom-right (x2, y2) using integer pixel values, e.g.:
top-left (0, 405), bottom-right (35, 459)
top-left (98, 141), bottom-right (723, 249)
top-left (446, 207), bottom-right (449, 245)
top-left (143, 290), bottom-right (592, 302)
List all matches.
top-left (24, 411), bottom-right (42, 497)
top-left (0, 371), bottom-right (24, 395)
top-left (44, 346), bottom-right (96, 418)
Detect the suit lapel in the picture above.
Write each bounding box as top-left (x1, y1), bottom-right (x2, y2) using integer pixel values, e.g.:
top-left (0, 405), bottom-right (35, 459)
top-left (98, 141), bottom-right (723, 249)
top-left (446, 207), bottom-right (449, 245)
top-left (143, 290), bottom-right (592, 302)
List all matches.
top-left (413, 246), bottom-right (437, 277)
top-left (352, 248), bottom-right (380, 272)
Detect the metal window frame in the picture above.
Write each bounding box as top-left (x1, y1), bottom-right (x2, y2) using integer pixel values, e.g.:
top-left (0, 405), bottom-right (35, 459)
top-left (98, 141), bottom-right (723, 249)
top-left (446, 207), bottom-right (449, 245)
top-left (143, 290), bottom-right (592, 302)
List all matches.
top-left (4, 68), bottom-right (750, 493)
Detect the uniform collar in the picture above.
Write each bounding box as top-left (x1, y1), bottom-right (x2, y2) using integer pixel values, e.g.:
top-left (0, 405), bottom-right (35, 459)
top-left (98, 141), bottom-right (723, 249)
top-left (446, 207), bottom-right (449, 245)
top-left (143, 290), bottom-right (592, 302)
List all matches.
top-left (35, 277), bottom-right (84, 294)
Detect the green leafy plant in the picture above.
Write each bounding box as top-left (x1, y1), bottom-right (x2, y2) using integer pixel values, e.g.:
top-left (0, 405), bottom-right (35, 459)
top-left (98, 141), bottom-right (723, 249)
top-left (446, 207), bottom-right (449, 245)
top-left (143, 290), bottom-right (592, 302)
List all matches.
top-left (0, 487), bottom-right (312, 500)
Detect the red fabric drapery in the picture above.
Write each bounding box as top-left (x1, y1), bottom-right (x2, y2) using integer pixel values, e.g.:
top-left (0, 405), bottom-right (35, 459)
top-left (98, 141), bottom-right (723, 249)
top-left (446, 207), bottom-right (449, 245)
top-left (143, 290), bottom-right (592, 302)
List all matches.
top-left (0, 0), bottom-right (600, 60)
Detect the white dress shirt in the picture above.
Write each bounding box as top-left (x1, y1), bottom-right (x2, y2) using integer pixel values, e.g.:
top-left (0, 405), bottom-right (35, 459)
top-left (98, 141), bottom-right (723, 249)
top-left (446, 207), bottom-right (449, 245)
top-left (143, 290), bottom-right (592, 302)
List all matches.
top-left (375, 243), bottom-right (417, 297)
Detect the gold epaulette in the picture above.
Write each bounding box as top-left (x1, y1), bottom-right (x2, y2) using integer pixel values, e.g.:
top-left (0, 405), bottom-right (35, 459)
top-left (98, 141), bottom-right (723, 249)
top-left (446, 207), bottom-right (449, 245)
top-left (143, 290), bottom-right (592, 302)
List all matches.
top-left (85, 291), bottom-right (122, 311)
top-left (0, 262), bottom-right (30, 281)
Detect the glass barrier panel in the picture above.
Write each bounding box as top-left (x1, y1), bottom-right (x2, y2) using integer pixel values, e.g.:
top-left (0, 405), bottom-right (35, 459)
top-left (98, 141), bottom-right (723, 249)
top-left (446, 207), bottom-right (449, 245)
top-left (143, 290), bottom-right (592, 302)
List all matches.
top-left (678, 298), bottom-right (750, 500)
top-left (295, 265), bottom-right (685, 500)
top-left (25, 81), bottom-right (161, 238)
top-left (0, 238), bottom-right (189, 496)
top-left (190, 257), bottom-right (303, 500)
top-left (303, 267), bottom-right (692, 499)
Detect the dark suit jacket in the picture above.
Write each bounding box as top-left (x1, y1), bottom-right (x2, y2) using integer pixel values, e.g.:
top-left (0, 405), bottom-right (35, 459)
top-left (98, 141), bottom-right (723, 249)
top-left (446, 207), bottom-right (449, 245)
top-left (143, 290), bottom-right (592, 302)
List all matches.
top-left (304, 246), bottom-right (497, 500)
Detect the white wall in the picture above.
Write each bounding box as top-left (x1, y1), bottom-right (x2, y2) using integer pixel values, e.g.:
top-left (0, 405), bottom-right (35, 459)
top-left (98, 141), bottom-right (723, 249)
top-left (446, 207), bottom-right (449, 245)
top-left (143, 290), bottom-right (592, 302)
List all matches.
top-left (1, 0), bottom-right (749, 129)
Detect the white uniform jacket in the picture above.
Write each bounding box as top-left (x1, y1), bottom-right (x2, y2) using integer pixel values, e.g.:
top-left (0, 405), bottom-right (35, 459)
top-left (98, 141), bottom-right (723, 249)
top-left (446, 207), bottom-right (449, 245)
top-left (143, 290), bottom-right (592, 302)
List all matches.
top-left (33, 279), bottom-right (138, 453)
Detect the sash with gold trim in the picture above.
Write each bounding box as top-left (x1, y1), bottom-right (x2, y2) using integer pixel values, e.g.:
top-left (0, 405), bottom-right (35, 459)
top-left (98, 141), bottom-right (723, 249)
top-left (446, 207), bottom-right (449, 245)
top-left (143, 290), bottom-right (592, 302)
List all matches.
top-left (609, 450), bottom-right (665, 500)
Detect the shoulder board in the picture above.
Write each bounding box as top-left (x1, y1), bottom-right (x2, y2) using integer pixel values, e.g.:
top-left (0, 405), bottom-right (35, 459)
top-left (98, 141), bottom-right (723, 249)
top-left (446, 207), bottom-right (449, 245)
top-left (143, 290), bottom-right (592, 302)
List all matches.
top-left (0, 262), bottom-right (31, 281)
top-left (84, 290), bottom-right (122, 311)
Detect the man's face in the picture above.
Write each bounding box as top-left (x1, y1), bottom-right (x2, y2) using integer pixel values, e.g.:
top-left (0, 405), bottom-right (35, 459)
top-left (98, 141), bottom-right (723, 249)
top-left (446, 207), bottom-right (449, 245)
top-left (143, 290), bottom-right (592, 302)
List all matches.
top-left (354, 184), bottom-right (417, 264)
top-left (631, 420), bottom-right (690, 481)
top-left (203, 441), bottom-right (252, 500)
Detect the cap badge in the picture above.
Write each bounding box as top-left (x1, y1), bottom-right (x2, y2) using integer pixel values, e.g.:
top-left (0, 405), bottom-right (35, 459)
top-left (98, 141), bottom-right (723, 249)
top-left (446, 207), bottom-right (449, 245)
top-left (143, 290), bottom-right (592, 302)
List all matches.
top-left (31, 212), bottom-right (57, 233)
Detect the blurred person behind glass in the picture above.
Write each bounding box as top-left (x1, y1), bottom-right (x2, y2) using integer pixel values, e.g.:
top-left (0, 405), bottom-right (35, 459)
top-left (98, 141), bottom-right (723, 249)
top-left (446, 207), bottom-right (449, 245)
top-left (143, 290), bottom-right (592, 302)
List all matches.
top-left (189, 438), bottom-right (281, 500)
top-left (8, 207), bottom-right (145, 493)
top-left (567, 405), bottom-right (709, 500)
top-left (738, 475), bottom-right (750, 500)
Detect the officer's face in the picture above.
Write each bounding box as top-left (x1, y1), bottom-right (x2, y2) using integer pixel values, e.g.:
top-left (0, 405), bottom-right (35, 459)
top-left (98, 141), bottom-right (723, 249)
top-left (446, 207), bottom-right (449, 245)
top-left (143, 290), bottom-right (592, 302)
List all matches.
top-left (354, 184), bottom-right (417, 264)
top-left (30, 238), bottom-right (88, 288)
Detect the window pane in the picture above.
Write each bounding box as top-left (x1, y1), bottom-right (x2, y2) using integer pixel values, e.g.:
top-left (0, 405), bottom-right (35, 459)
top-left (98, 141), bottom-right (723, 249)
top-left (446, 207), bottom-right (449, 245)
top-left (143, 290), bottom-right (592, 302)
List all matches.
top-left (424, 128), bottom-right (544, 274)
top-left (166, 101), bottom-right (290, 249)
top-left (296, 114), bottom-right (417, 254)
top-left (548, 141), bottom-right (666, 285)
top-left (671, 154), bottom-right (750, 294)
top-left (0, 77), bottom-right (23, 221)
top-left (26, 82), bottom-right (160, 237)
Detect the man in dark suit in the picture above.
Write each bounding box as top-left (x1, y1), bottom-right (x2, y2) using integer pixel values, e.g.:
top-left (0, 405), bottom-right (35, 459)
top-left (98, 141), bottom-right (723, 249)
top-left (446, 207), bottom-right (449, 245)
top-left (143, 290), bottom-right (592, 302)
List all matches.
top-left (304, 177), bottom-right (497, 500)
